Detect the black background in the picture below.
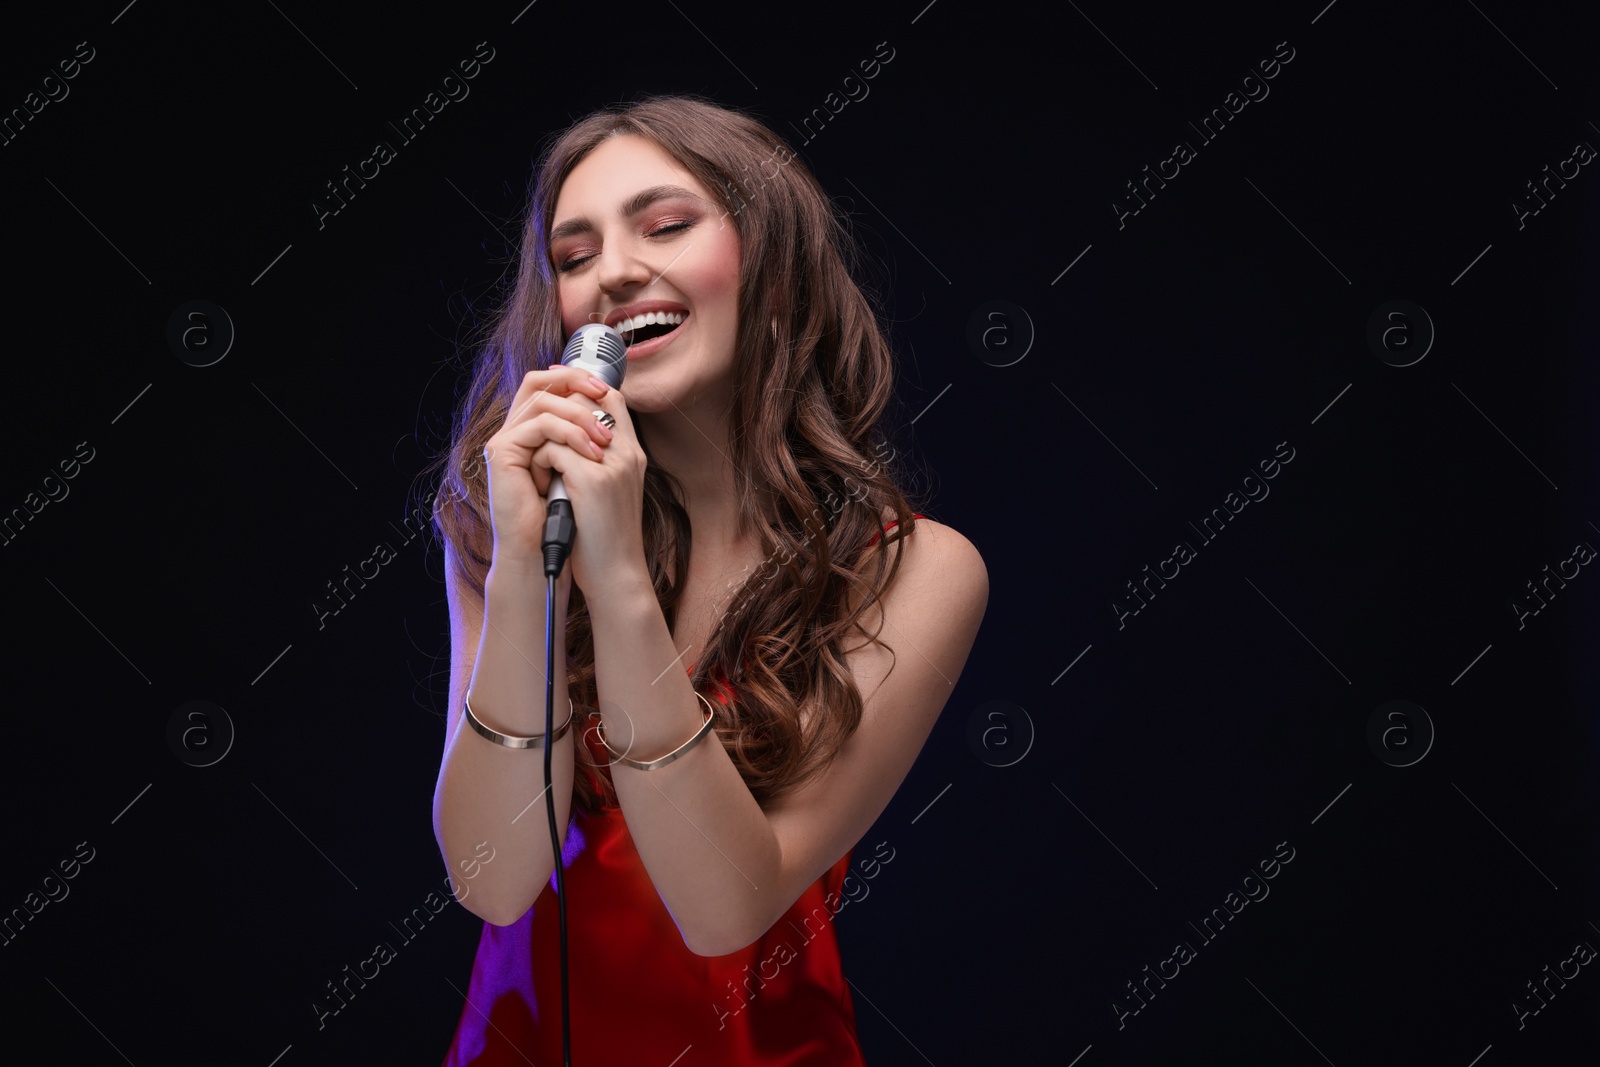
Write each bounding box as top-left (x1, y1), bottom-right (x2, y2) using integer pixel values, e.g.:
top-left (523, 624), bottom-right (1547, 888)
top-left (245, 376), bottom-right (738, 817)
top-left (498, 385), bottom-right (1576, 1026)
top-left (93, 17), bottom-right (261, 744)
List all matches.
top-left (2, 0), bottom-right (1597, 1064)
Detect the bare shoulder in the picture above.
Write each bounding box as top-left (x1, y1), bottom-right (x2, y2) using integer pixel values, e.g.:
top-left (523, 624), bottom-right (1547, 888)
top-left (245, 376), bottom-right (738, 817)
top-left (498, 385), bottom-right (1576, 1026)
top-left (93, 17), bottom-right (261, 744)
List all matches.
top-left (759, 513), bottom-right (987, 918)
top-left (907, 517), bottom-right (987, 615)
top-left (880, 513), bottom-right (987, 596)
top-left (857, 513), bottom-right (989, 637)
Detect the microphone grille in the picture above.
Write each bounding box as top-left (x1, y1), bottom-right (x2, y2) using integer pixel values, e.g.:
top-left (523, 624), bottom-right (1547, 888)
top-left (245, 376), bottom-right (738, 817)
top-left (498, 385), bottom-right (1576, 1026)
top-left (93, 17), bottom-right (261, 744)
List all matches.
top-left (561, 323), bottom-right (628, 387)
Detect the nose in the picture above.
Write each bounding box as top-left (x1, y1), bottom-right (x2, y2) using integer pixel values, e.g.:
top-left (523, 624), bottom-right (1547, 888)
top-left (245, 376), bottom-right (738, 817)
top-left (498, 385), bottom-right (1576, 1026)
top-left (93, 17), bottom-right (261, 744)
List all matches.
top-left (592, 231), bottom-right (653, 295)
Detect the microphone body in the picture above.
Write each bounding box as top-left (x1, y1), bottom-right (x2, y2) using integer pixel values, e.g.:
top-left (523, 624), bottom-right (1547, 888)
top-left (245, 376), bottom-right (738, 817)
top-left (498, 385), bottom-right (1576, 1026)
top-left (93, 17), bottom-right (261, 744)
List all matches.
top-left (542, 323), bottom-right (629, 576)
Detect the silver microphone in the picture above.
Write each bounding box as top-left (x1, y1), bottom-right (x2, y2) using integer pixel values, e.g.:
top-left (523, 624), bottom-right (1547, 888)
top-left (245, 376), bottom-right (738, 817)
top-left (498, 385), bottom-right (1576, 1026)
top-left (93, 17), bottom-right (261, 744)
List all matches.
top-left (541, 323), bottom-right (628, 576)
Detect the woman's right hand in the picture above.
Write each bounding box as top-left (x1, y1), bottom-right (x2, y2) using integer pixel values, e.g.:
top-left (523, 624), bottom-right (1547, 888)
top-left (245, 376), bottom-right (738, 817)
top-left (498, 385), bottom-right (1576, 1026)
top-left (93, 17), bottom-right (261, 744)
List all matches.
top-left (483, 365), bottom-right (616, 572)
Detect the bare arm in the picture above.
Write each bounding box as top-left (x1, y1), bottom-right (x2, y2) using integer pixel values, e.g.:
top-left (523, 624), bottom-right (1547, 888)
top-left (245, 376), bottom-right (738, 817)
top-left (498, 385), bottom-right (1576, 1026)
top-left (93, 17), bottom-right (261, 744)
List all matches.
top-left (582, 564), bottom-right (778, 955)
top-left (432, 546), bottom-right (579, 925)
top-left (585, 518), bottom-right (988, 956)
top-left (431, 365), bottom-right (616, 924)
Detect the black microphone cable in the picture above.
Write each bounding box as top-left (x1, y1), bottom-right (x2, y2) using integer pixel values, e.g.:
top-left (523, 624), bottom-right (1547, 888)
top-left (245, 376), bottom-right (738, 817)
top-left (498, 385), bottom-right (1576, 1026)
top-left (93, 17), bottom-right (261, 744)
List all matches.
top-left (542, 493), bottom-right (576, 1067)
top-left (530, 322), bottom-right (629, 1066)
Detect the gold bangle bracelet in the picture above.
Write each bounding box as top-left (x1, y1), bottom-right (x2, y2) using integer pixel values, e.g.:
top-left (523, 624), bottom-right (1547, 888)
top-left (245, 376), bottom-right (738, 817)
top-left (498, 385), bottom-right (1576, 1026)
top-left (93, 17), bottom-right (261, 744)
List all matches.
top-left (594, 691), bottom-right (717, 771)
top-left (462, 689), bottom-right (574, 749)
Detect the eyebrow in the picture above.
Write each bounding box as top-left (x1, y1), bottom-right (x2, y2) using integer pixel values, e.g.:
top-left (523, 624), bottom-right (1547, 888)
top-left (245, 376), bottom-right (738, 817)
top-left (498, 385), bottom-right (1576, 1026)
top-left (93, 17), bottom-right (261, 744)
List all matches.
top-left (549, 184), bottom-right (707, 244)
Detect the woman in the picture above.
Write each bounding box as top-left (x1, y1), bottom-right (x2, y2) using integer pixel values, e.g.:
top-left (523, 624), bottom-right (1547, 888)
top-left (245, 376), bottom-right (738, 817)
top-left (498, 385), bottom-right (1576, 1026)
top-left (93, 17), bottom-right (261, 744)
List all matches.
top-left (430, 94), bottom-right (987, 1065)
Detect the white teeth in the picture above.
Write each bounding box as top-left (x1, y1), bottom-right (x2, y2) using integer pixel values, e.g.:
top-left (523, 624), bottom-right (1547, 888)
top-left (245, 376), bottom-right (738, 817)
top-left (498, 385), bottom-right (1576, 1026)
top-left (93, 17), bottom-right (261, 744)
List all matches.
top-left (617, 311), bottom-right (685, 334)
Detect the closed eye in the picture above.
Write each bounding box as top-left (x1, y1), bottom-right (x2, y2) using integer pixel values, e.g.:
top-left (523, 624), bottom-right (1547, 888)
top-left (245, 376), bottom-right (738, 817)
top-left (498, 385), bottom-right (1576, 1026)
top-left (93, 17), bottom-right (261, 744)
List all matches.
top-left (555, 220), bottom-right (695, 274)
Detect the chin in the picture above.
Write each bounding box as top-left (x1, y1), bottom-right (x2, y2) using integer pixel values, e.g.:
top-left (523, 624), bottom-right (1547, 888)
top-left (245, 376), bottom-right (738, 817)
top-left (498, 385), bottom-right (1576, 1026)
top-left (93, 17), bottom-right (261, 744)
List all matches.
top-left (619, 379), bottom-right (682, 415)
top-left (621, 391), bottom-right (672, 414)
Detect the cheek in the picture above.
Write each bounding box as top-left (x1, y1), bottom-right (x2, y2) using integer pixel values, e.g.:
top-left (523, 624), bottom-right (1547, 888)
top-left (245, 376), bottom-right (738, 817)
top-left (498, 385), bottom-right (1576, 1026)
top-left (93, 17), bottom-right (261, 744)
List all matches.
top-left (557, 285), bottom-right (586, 336)
top-left (687, 272), bottom-right (735, 314)
top-left (685, 234), bottom-right (741, 309)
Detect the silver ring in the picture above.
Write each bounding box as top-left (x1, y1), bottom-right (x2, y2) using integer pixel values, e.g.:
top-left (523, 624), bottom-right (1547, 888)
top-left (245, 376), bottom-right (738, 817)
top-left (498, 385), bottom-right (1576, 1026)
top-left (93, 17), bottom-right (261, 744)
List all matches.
top-left (593, 410), bottom-right (616, 431)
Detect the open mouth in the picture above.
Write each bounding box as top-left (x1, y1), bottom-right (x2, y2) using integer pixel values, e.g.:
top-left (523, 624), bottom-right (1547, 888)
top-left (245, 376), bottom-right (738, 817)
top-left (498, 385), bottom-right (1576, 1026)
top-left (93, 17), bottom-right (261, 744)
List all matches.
top-left (617, 310), bottom-right (687, 348)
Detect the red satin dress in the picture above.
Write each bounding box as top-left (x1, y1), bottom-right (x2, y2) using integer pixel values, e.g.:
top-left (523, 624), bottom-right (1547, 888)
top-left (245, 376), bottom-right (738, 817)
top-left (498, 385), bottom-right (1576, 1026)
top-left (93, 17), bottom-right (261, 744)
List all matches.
top-left (440, 516), bottom-right (921, 1066)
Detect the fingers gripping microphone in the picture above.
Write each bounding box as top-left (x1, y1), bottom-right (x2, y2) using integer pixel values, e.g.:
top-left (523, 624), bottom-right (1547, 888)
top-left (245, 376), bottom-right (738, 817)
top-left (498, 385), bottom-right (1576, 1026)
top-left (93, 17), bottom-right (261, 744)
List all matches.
top-left (543, 323), bottom-right (629, 577)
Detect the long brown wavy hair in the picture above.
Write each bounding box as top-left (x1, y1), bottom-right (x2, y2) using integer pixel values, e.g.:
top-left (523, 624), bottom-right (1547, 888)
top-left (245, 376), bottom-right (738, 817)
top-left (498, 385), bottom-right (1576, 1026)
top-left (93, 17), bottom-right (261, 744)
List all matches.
top-left (428, 94), bottom-right (925, 815)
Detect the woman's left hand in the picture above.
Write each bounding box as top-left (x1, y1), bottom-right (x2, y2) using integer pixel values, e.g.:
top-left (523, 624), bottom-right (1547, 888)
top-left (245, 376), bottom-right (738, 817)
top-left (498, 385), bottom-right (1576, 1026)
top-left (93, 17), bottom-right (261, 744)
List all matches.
top-left (539, 381), bottom-right (649, 595)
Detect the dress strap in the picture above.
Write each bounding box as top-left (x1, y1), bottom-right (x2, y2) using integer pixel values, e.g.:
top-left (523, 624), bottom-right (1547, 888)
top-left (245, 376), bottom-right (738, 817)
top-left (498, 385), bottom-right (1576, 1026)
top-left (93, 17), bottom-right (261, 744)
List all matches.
top-left (867, 512), bottom-right (926, 547)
